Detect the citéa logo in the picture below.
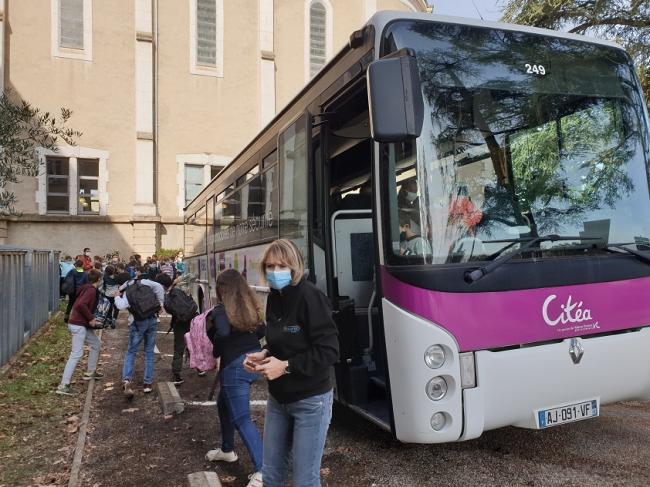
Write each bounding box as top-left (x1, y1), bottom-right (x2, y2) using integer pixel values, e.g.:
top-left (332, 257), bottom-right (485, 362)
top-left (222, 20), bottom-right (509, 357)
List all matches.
top-left (542, 294), bottom-right (593, 327)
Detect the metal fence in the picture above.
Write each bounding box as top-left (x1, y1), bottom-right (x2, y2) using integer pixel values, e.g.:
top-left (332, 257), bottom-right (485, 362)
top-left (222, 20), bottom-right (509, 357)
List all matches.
top-left (0, 246), bottom-right (60, 367)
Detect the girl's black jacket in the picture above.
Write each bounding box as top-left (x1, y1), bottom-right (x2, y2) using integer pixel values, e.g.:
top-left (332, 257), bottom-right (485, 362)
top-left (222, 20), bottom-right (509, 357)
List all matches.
top-left (265, 278), bottom-right (339, 404)
top-left (206, 304), bottom-right (261, 370)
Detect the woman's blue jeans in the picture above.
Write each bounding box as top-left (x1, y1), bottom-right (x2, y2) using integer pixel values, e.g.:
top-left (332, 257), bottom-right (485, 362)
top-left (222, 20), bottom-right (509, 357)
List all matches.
top-left (262, 389), bottom-right (333, 487)
top-left (218, 354), bottom-right (264, 472)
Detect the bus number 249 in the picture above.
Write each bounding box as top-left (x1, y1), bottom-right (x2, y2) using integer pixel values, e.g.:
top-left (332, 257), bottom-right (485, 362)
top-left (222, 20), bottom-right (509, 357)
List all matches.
top-left (525, 63), bottom-right (546, 75)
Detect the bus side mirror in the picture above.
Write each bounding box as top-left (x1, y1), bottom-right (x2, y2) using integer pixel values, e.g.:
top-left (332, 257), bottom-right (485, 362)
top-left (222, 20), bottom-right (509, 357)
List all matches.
top-left (367, 51), bottom-right (424, 143)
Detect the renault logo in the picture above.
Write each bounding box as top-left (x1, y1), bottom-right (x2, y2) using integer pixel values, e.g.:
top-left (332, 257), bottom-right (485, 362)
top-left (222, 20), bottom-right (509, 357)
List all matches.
top-left (569, 338), bottom-right (584, 364)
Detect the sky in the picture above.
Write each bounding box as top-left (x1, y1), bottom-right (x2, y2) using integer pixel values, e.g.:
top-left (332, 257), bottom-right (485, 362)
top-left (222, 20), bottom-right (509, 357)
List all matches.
top-left (428, 0), bottom-right (504, 21)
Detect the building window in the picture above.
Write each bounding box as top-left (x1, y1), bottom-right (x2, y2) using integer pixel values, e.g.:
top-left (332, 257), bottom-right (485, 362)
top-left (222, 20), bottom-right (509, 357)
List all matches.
top-left (190, 0), bottom-right (224, 77)
top-left (51, 0), bottom-right (93, 61)
top-left (59, 0), bottom-right (83, 49)
top-left (309, 2), bottom-right (327, 79)
top-left (305, 0), bottom-right (332, 82)
top-left (78, 158), bottom-right (99, 214)
top-left (46, 157), bottom-right (69, 213)
top-left (177, 154), bottom-right (232, 214)
top-left (185, 164), bottom-right (204, 206)
top-left (185, 164), bottom-right (225, 206)
top-left (197, 0), bottom-right (217, 66)
top-left (39, 148), bottom-right (108, 216)
top-left (210, 165), bottom-right (224, 181)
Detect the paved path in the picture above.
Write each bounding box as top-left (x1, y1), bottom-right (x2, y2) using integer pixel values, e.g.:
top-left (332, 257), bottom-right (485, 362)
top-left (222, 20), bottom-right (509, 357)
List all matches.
top-left (78, 314), bottom-right (266, 487)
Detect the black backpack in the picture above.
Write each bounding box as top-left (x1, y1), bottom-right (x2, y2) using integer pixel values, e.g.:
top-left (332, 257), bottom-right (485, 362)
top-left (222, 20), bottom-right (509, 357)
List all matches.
top-left (164, 288), bottom-right (198, 323)
top-left (61, 271), bottom-right (76, 296)
top-left (125, 283), bottom-right (160, 321)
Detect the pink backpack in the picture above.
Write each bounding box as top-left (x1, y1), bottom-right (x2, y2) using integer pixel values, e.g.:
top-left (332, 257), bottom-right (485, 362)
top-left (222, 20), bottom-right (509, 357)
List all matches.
top-left (185, 307), bottom-right (218, 372)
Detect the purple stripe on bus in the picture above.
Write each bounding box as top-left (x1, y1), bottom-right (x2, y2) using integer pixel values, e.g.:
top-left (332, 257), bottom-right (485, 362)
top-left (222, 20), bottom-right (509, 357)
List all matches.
top-left (380, 267), bottom-right (650, 352)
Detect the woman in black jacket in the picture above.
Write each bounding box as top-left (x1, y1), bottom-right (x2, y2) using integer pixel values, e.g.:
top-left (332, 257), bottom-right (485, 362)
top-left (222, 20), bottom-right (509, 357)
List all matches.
top-left (245, 239), bottom-right (339, 487)
top-left (205, 269), bottom-right (264, 487)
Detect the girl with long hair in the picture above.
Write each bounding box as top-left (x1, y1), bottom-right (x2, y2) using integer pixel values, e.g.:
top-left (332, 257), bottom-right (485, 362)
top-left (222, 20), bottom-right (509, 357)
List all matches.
top-left (205, 269), bottom-right (264, 487)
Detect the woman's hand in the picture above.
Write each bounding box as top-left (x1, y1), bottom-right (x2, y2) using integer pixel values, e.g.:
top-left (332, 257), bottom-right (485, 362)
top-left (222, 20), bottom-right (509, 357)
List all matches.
top-left (244, 350), bottom-right (269, 373)
top-left (256, 356), bottom-right (289, 381)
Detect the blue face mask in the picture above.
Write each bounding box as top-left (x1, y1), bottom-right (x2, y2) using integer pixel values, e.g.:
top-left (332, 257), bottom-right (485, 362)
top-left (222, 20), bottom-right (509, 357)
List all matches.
top-left (267, 270), bottom-right (292, 290)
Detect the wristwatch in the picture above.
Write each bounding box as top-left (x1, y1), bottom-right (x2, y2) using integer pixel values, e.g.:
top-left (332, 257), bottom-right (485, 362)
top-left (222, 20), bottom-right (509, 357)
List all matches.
top-left (284, 361), bottom-right (292, 375)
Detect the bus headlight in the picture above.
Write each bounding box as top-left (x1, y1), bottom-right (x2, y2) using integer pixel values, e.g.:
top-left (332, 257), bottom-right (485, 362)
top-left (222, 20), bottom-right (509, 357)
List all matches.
top-left (424, 345), bottom-right (445, 369)
top-left (430, 412), bottom-right (446, 431)
top-left (425, 376), bottom-right (448, 401)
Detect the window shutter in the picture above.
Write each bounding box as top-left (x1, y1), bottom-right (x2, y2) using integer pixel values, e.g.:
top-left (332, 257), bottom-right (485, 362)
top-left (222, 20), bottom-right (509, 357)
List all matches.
top-left (60, 0), bottom-right (84, 49)
top-left (309, 3), bottom-right (327, 79)
top-left (197, 0), bottom-right (217, 66)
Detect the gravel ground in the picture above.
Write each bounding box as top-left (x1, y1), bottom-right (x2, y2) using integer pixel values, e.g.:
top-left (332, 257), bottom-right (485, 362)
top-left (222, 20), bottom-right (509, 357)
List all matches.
top-left (79, 314), bottom-right (650, 486)
top-left (326, 400), bottom-right (650, 486)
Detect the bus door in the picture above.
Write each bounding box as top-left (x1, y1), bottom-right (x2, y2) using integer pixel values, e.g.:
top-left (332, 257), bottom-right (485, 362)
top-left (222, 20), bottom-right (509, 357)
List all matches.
top-left (311, 124), bottom-right (328, 295)
top-left (318, 80), bottom-right (391, 429)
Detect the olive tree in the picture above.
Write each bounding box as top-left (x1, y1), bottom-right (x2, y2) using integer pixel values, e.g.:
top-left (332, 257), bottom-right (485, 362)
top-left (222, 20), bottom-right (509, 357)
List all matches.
top-left (0, 92), bottom-right (82, 215)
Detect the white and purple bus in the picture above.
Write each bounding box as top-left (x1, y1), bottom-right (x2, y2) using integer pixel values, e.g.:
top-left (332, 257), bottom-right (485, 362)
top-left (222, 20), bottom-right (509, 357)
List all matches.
top-left (183, 12), bottom-right (650, 443)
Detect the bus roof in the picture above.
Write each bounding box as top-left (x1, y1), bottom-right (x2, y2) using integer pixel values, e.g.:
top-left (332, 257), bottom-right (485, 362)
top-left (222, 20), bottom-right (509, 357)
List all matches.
top-left (369, 11), bottom-right (622, 51)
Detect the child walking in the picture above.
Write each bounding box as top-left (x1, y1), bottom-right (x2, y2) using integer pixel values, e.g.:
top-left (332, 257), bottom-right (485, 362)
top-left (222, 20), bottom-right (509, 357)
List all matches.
top-left (205, 269), bottom-right (264, 487)
top-left (56, 268), bottom-right (104, 395)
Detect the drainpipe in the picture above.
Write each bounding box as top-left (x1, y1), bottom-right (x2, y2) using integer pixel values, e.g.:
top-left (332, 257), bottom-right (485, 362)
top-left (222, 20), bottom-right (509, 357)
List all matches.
top-left (153, 0), bottom-right (161, 249)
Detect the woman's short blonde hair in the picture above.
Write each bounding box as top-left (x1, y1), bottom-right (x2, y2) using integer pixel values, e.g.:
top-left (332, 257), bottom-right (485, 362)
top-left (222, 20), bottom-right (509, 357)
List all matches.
top-left (260, 239), bottom-right (305, 286)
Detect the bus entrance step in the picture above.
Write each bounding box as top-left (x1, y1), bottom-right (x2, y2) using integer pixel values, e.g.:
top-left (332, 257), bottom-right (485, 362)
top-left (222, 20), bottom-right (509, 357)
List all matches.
top-left (187, 471), bottom-right (222, 487)
top-left (157, 381), bottom-right (185, 417)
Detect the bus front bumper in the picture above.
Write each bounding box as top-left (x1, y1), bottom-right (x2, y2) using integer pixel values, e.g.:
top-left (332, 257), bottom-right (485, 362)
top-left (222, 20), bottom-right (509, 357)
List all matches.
top-left (460, 328), bottom-right (650, 440)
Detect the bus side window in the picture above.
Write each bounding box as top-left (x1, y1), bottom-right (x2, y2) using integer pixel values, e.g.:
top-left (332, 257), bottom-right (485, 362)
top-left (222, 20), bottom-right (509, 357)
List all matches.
top-left (279, 114), bottom-right (310, 264)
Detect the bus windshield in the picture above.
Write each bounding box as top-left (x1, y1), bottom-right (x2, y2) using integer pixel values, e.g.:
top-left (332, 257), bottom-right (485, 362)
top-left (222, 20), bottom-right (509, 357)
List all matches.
top-left (382, 21), bottom-right (650, 265)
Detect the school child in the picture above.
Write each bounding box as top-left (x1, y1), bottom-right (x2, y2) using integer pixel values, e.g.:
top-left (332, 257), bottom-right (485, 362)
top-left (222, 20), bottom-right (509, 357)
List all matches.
top-left (163, 281), bottom-right (198, 385)
top-left (160, 258), bottom-right (175, 279)
top-left (115, 272), bottom-right (171, 396)
top-left (56, 269), bottom-right (104, 395)
top-left (62, 259), bottom-right (89, 323)
top-left (205, 270), bottom-right (264, 487)
top-left (102, 265), bottom-right (120, 328)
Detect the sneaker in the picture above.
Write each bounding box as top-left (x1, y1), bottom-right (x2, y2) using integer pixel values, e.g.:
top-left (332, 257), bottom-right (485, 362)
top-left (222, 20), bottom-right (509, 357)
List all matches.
top-left (172, 374), bottom-right (184, 386)
top-left (205, 448), bottom-right (238, 463)
top-left (246, 472), bottom-right (263, 487)
top-left (82, 370), bottom-right (104, 381)
top-left (123, 380), bottom-right (134, 399)
top-left (197, 370), bottom-right (207, 377)
top-left (55, 384), bottom-right (78, 396)
top-left (143, 383), bottom-right (153, 393)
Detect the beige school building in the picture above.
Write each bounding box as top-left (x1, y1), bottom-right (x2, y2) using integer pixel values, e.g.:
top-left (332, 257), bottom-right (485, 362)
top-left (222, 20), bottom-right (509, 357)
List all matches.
top-left (0, 0), bottom-right (427, 257)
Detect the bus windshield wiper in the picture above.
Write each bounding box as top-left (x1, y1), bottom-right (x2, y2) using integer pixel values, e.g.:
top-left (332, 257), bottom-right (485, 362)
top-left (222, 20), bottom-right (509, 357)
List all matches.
top-left (466, 234), bottom-right (599, 284)
top-left (603, 243), bottom-right (650, 266)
